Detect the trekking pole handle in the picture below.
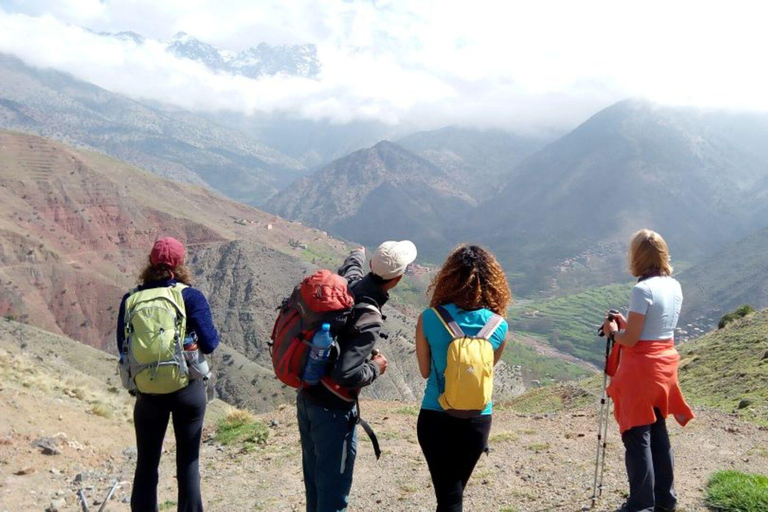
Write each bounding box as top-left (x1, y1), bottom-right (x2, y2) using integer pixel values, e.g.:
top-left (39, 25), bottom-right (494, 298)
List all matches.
top-left (597, 309), bottom-right (621, 337)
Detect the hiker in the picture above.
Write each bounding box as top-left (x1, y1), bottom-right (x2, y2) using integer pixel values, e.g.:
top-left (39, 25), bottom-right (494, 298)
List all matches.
top-left (297, 241), bottom-right (417, 512)
top-left (116, 237), bottom-right (219, 512)
top-left (602, 229), bottom-right (694, 512)
top-left (415, 244), bottom-right (511, 512)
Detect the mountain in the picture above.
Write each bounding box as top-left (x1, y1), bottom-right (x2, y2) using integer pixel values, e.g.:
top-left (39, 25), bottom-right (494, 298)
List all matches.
top-left (266, 141), bottom-right (476, 261)
top-left (398, 126), bottom-right (550, 200)
top-left (0, 53), bottom-right (305, 205)
top-left (0, 130), bottom-right (523, 409)
top-left (677, 224), bottom-right (768, 331)
top-left (97, 30), bottom-right (321, 80)
top-left (165, 31), bottom-right (320, 79)
top-left (470, 99), bottom-right (768, 296)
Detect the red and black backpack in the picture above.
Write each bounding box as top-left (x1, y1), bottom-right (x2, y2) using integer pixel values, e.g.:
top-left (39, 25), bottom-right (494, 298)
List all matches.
top-left (269, 269), bottom-right (354, 388)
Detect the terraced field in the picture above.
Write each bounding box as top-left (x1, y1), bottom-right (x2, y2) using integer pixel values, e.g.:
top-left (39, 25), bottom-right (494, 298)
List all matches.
top-left (509, 283), bottom-right (633, 365)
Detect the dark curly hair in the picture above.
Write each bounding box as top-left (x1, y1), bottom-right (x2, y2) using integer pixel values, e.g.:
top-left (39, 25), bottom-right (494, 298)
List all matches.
top-left (428, 245), bottom-right (512, 315)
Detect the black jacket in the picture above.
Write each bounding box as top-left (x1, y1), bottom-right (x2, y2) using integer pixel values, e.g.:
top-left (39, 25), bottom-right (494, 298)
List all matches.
top-left (301, 249), bottom-right (388, 409)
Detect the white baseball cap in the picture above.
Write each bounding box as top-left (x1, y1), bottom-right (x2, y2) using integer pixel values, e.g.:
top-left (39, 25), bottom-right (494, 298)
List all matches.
top-left (370, 240), bottom-right (418, 280)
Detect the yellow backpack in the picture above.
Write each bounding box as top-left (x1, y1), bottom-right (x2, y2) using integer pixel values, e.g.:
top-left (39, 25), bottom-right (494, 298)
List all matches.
top-left (433, 306), bottom-right (504, 417)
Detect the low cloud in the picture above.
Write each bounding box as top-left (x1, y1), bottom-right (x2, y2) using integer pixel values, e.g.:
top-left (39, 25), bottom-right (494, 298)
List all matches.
top-left (0, 1), bottom-right (767, 132)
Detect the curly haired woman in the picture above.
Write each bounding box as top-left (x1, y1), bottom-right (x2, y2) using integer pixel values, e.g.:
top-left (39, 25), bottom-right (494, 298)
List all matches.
top-left (415, 244), bottom-right (512, 512)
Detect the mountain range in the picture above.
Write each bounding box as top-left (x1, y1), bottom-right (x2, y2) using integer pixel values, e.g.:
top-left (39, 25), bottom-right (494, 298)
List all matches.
top-left (5, 48), bottom-right (768, 380)
top-left (271, 99), bottom-right (768, 297)
top-left (104, 30), bottom-right (321, 80)
top-left (0, 53), bottom-right (306, 205)
top-left (471, 99), bottom-right (768, 294)
top-left (0, 130), bottom-right (524, 410)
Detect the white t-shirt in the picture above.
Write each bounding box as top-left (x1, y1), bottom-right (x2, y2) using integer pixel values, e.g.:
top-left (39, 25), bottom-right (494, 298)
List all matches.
top-left (628, 276), bottom-right (683, 341)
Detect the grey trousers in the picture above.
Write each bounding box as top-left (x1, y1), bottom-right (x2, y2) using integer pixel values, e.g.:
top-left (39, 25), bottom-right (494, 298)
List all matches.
top-left (621, 408), bottom-right (677, 512)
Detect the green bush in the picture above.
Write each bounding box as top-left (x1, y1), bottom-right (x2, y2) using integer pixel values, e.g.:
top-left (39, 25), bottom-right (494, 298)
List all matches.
top-left (706, 470), bottom-right (768, 511)
top-left (718, 305), bottom-right (756, 329)
top-left (216, 407), bottom-right (269, 448)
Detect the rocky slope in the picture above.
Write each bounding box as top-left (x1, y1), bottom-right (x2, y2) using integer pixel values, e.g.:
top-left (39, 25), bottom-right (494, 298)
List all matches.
top-left (1, 318), bottom-right (765, 512)
top-left (0, 130), bottom-right (524, 411)
top-left (0, 53), bottom-right (305, 205)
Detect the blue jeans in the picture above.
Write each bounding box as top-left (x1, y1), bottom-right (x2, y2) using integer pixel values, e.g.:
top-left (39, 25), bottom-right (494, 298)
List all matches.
top-left (297, 393), bottom-right (358, 512)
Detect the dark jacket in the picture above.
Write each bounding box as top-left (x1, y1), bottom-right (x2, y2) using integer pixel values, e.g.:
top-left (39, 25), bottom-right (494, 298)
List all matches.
top-left (116, 279), bottom-right (220, 355)
top-left (301, 249), bottom-right (388, 409)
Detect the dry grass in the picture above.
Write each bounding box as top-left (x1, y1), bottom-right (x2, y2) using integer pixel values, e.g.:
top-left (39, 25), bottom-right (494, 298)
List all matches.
top-left (90, 402), bottom-right (113, 419)
top-left (223, 406), bottom-right (256, 425)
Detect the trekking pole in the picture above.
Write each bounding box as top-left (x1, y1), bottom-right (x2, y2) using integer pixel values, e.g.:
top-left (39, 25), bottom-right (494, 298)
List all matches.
top-left (78, 488), bottom-right (90, 512)
top-left (591, 310), bottom-right (618, 508)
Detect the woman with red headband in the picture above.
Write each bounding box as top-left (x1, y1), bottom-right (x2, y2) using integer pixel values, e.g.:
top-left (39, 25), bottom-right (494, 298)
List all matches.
top-left (117, 237), bottom-right (219, 512)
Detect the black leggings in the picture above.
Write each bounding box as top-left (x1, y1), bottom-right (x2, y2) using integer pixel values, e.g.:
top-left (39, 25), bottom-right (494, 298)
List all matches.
top-left (417, 409), bottom-right (492, 512)
top-left (131, 379), bottom-right (207, 512)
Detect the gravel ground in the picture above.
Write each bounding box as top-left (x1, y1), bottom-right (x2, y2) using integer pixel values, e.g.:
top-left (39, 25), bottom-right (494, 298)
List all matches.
top-left (2, 337), bottom-right (767, 512)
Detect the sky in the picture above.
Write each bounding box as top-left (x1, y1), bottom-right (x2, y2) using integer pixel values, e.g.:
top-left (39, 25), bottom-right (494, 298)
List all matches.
top-left (0, 0), bottom-right (767, 132)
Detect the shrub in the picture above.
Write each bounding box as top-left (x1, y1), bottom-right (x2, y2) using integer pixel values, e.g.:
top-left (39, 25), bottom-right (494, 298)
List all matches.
top-left (718, 305), bottom-right (755, 329)
top-left (90, 402), bottom-right (112, 419)
top-left (706, 470), bottom-right (768, 511)
top-left (216, 407), bottom-right (269, 447)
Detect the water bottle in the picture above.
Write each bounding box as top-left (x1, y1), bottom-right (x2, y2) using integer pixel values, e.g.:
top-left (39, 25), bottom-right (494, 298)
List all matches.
top-left (303, 323), bottom-right (333, 385)
top-left (183, 331), bottom-right (210, 380)
top-left (183, 332), bottom-right (198, 351)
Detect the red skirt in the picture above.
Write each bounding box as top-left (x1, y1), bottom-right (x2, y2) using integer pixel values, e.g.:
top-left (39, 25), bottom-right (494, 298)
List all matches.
top-left (606, 340), bottom-right (694, 433)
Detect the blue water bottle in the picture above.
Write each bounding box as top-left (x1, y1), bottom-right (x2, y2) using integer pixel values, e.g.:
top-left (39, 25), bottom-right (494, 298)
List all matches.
top-left (303, 323), bottom-right (333, 385)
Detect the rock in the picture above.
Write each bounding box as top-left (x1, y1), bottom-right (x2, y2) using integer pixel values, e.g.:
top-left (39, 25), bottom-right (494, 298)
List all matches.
top-left (74, 473), bottom-right (84, 484)
top-left (762, 350), bottom-right (768, 360)
top-left (13, 467), bottom-right (35, 475)
top-left (737, 398), bottom-right (752, 409)
top-left (31, 437), bottom-right (60, 455)
top-left (47, 498), bottom-right (66, 512)
top-left (122, 447), bottom-right (138, 460)
top-left (270, 420), bottom-right (279, 428)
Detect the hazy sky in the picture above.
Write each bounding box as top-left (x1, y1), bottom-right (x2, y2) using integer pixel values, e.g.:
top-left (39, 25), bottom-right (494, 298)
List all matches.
top-left (1, 0), bottom-right (766, 132)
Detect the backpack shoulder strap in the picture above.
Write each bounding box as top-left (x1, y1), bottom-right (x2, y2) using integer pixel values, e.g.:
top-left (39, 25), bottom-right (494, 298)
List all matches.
top-left (352, 303), bottom-right (383, 331)
top-left (432, 306), bottom-right (465, 338)
top-left (477, 313), bottom-right (504, 340)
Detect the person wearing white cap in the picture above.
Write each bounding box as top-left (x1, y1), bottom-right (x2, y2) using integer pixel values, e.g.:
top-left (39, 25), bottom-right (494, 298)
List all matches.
top-left (297, 240), bottom-right (417, 512)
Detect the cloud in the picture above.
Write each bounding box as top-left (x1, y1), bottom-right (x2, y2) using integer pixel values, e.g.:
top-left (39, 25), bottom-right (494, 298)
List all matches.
top-left (0, 1), bottom-right (767, 132)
